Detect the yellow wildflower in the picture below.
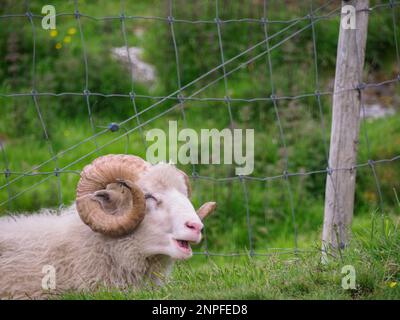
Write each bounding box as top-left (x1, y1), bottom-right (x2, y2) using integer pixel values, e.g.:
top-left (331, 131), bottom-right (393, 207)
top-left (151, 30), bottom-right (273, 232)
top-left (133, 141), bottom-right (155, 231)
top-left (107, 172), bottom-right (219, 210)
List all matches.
top-left (50, 30), bottom-right (58, 37)
top-left (63, 36), bottom-right (72, 44)
top-left (389, 282), bottom-right (397, 288)
top-left (67, 27), bottom-right (77, 35)
top-left (55, 43), bottom-right (62, 50)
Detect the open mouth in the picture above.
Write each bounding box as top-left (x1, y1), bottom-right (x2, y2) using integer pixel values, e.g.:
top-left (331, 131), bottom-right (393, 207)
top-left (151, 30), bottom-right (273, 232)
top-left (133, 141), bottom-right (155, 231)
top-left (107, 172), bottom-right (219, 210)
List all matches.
top-left (174, 239), bottom-right (192, 254)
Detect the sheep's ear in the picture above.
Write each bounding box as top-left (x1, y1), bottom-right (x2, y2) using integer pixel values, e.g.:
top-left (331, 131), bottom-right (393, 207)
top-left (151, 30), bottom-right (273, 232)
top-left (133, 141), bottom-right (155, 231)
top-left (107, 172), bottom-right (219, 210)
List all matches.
top-left (197, 202), bottom-right (217, 220)
top-left (91, 189), bottom-right (123, 216)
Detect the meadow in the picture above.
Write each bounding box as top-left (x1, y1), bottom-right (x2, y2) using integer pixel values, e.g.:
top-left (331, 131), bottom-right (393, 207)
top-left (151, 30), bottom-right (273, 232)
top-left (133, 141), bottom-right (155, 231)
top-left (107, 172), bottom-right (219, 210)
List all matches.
top-left (0, 0), bottom-right (399, 299)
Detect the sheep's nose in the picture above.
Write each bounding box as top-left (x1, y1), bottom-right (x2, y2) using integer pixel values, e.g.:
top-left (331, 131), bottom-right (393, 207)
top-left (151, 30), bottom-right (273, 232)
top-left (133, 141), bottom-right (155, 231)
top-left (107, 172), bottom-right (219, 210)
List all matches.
top-left (185, 221), bottom-right (203, 233)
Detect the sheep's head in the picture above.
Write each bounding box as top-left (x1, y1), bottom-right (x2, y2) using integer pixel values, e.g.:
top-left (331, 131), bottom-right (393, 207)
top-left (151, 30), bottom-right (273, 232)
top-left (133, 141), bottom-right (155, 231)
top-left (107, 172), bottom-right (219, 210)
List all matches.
top-left (76, 154), bottom-right (216, 259)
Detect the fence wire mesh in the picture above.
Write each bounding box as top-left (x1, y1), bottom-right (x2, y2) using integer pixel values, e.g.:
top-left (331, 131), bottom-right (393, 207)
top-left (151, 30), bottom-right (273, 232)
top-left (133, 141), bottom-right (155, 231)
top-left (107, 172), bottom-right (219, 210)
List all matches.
top-left (0, 0), bottom-right (399, 257)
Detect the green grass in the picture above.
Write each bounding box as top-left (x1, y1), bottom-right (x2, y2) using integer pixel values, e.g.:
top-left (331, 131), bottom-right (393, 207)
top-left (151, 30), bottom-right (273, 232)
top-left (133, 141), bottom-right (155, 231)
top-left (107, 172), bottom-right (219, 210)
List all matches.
top-left (61, 215), bottom-right (400, 300)
top-left (0, 0), bottom-right (400, 299)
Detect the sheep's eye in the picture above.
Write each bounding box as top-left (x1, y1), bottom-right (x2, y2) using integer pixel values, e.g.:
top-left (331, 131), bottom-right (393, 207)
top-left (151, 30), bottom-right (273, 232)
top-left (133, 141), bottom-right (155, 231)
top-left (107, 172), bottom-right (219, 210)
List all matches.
top-left (144, 193), bottom-right (158, 203)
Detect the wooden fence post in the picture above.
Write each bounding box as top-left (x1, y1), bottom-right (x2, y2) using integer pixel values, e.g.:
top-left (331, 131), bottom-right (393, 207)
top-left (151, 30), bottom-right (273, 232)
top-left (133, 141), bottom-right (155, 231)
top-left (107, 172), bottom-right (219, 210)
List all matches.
top-left (322, 0), bottom-right (370, 261)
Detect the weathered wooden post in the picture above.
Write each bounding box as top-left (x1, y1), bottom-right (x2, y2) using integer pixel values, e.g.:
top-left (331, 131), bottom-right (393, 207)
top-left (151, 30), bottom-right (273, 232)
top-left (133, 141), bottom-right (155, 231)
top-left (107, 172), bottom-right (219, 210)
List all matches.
top-left (322, 0), bottom-right (369, 261)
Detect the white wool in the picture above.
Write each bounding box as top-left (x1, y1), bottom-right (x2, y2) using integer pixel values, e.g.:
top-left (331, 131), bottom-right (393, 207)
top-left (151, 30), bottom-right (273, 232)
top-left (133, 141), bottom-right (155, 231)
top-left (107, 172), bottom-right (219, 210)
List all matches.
top-left (0, 164), bottom-right (196, 300)
top-left (0, 206), bottom-right (173, 299)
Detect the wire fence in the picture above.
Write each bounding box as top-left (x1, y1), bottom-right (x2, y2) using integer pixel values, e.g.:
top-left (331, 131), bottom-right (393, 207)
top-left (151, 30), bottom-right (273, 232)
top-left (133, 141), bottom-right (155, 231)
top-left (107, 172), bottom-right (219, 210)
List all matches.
top-left (0, 0), bottom-right (399, 257)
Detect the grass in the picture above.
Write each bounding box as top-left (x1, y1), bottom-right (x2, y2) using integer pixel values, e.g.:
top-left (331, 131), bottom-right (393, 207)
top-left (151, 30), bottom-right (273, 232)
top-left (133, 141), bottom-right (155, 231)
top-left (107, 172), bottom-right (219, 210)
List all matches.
top-left (61, 214), bottom-right (400, 300)
top-left (0, 0), bottom-right (399, 299)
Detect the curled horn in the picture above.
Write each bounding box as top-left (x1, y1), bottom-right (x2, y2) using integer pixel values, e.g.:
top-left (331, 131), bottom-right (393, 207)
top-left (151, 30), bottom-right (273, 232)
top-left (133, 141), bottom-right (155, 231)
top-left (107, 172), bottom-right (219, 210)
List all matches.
top-left (76, 154), bottom-right (150, 237)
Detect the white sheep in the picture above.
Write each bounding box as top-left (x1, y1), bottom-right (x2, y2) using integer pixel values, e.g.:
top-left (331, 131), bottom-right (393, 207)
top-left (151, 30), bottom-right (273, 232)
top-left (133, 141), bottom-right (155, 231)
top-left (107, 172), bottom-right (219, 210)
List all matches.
top-left (0, 154), bottom-right (216, 299)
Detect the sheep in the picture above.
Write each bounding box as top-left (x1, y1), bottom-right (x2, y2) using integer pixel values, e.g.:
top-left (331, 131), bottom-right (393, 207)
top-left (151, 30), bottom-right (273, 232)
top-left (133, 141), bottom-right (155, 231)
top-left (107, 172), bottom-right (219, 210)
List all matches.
top-left (0, 154), bottom-right (216, 299)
